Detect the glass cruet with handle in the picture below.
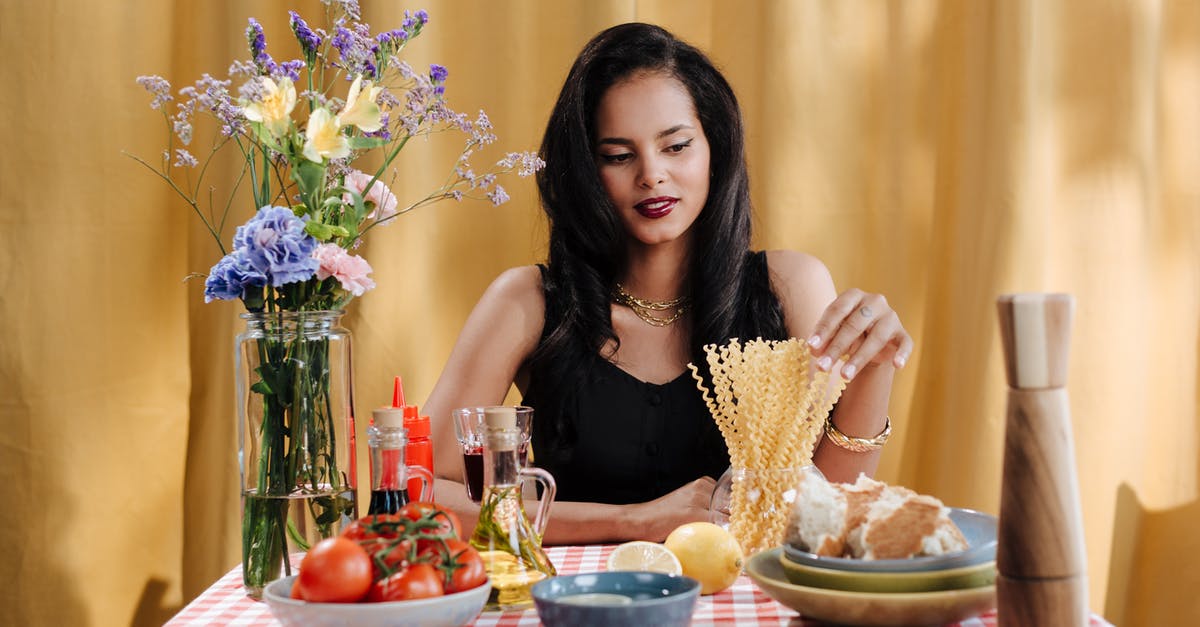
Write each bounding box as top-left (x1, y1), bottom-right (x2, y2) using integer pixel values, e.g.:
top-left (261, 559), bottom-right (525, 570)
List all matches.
top-left (468, 406), bottom-right (557, 610)
top-left (366, 407), bottom-right (434, 515)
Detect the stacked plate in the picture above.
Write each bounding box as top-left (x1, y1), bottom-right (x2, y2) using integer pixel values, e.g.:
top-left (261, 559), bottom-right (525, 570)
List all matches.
top-left (746, 508), bottom-right (999, 627)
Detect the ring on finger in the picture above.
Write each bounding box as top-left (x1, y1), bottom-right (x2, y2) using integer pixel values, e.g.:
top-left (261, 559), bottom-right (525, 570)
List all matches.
top-left (859, 305), bottom-right (873, 319)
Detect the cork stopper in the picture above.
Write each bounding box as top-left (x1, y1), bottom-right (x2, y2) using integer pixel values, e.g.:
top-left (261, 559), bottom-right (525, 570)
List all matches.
top-left (996, 293), bottom-right (1074, 389)
top-left (373, 407), bottom-right (406, 429)
top-left (483, 406), bottom-right (518, 451)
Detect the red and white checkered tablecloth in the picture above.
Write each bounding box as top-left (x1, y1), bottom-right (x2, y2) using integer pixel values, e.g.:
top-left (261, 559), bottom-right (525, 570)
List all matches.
top-left (166, 545), bottom-right (1114, 626)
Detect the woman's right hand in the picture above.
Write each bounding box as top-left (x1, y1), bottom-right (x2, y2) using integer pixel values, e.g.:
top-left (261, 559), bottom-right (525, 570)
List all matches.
top-left (631, 477), bottom-right (717, 542)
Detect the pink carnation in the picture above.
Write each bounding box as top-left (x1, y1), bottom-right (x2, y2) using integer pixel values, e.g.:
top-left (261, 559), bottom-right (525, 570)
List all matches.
top-left (343, 169), bottom-right (399, 222)
top-left (313, 244), bottom-right (376, 296)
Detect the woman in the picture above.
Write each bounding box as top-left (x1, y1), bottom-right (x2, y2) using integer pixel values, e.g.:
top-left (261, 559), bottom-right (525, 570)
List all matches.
top-left (423, 23), bottom-right (912, 544)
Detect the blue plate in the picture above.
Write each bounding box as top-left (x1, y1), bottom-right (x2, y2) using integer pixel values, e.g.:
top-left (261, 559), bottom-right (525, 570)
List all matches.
top-left (532, 571), bottom-right (700, 627)
top-left (783, 507), bottom-right (997, 573)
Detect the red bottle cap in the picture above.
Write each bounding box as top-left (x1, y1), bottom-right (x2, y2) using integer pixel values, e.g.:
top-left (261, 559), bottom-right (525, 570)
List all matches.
top-left (403, 407), bottom-right (431, 438)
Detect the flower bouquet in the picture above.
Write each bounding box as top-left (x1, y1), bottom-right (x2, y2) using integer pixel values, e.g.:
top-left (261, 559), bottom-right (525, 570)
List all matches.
top-left (133, 0), bottom-right (541, 596)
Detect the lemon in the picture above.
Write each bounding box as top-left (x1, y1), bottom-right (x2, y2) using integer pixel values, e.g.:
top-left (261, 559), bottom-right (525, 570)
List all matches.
top-left (606, 541), bottom-right (683, 576)
top-left (663, 522), bottom-right (744, 594)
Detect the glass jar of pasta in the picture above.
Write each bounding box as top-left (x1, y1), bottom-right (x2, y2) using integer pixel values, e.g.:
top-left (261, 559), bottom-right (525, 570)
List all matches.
top-left (709, 465), bottom-right (824, 556)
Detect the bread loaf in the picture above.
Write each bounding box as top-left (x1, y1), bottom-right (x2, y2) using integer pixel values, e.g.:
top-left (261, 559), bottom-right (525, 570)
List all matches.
top-left (785, 472), bottom-right (967, 560)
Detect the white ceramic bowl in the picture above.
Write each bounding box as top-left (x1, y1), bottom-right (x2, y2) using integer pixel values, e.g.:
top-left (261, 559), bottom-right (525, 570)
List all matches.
top-left (263, 575), bottom-right (490, 627)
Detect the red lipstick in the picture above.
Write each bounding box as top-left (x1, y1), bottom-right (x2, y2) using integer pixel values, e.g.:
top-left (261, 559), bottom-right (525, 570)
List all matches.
top-left (634, 196), bottom-right (678, 219)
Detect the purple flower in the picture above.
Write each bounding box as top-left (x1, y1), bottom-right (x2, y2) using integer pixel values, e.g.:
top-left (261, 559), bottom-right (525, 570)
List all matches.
top-left (488, 185), bottom-right (509, 206)
top-left (331, 26), bottom-right (353, 56)
top-left (402, 9), bottom-right (429, 31)
top-left (204, 250), bottom-right (266, 302)
top-left (499, 151), bottom-right (546, 177)
top-left (275, 59), bottom-right (305, 82)
top-left (136, 75), bottom-right (173, 109)
top-left (429, 64), bottom-right (449, 97)
top-left (376, 29), bottom-right (408, 46)
top-left (330, 0), bottom-right (361, 21)
top-left (228, 59), bottom-right (259, 78)
top-left (173, 148), bottom-right (199, 168)
top-left (246, 18), bottom-right (267, 61)
top-left (470, 110), bottom-right (496, 145)
top-left (331, 23), bottom-right (378, 78)
top-left (246, 18), bottom-right (279, 75)
top-left (175, 74), bottom-right (243, 138)
top-left (234, 206), bottom-right (320, 286)
top-left (289, 11), bottom-right (322, 56)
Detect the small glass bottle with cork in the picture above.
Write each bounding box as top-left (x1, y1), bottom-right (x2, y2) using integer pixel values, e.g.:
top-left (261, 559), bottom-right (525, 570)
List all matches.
top-left (366, 406), bottom-right (434, 514)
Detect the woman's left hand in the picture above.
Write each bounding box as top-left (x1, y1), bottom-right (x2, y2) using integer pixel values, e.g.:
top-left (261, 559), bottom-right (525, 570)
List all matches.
top-left (806, 288), bottom-right (912, 381)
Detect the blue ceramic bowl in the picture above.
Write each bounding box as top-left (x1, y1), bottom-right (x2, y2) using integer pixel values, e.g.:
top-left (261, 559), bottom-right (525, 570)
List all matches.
top-left (531, 571), bottom-right (701, 627)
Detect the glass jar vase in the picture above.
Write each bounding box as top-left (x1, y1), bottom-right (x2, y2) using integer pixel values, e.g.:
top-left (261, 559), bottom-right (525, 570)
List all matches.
top-left (709, 465), bottom-right (823, 556)
top-left (236, 310), bottom-right (358, 598)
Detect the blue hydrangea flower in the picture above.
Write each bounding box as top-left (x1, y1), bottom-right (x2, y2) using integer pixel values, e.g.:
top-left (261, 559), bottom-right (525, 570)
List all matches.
top-left (204, 249), bottom-right (266, 302)
top-left (234, 206), bottom-right (319, 286)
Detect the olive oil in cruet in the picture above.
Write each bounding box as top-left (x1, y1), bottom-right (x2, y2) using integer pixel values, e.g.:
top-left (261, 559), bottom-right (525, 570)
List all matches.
top-left (469, 406), bottom-right (557, 610)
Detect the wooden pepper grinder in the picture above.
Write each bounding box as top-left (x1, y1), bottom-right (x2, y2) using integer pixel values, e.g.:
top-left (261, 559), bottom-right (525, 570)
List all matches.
top-left (995, 293), bottom-right (1088, 626)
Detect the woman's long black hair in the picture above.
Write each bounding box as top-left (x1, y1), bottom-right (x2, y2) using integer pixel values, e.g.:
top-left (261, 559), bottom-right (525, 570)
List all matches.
top-left (528, 23), bottom-right (786, 463)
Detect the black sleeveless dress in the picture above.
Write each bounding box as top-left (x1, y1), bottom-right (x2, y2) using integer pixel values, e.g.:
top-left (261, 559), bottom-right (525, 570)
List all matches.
top-left (522, 355), bottom-right (729, 504)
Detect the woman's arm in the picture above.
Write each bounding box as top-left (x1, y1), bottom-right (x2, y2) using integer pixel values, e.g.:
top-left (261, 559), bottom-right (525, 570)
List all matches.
top-left (539, 477), bottom-right (716, 544)
top-left (422, 266), bottom-right (544, 531)
top-left (766, 250), bottom-right (912, 483)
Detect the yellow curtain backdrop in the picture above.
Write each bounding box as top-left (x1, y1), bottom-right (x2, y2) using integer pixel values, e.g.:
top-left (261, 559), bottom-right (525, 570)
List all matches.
top-left (0, 1), bottom-right (1195, 625)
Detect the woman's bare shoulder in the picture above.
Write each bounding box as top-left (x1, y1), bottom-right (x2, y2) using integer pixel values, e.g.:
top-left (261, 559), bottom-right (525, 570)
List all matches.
top-left (484, 265), bottom-right (545, 303)
top-left (473, 265), bottom-right (545, 338)
top-left (764, 249), bottom-right (832, 286)
top-left (763, 249), bottom-right (837, 337)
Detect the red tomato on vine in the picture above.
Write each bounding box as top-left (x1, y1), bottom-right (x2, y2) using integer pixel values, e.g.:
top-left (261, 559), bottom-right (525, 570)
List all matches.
top-left (367, 563), bottom-right (444, 602)
top-left (398, 502), bottom-right (462, 540)
top-left (296, 537), bottom-right (373, 603)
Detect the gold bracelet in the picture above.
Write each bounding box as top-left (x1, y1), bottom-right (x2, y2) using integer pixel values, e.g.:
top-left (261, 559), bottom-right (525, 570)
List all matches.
top-left (824, 416), bottom-right (891, 452)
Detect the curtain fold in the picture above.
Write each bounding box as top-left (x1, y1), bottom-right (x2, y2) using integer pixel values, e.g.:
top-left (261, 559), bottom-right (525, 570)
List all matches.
top-left (0, 1), bottom-right (1195, 625)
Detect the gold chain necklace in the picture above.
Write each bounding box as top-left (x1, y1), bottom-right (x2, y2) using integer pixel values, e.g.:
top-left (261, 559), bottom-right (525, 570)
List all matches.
top-left (613, 283), bottom-right (691, 327)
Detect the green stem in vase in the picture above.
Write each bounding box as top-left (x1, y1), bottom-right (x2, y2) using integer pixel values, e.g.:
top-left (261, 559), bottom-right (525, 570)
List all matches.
top-left (287, 517), bottom-right (311, 552)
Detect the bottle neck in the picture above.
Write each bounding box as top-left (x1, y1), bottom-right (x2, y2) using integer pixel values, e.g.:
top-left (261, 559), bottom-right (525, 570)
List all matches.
top-left (368, 425), bottom-right (409, 491)
top-left (483, 429), bottom-right (522, 488)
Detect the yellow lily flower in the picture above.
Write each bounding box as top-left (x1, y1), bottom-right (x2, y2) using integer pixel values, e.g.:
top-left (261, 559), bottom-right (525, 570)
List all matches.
top-left (241, 76), bottom-right (297, 138)
top-left (336, 74), bottom-right (383, 132)
top-left (302, 108), bottom-right (350, 162)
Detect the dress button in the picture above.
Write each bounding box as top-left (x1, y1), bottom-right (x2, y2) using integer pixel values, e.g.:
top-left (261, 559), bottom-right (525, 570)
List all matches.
top-left (645, 442), bottom-right (660, 456)
top-left (648, 392), bottom-right (662, 406)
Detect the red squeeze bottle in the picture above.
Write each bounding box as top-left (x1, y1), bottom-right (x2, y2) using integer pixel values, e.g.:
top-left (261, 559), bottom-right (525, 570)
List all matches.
top-left (392, 376), bottom-right (435, 501)
top-left (404, 409), bottom-right (434, 501)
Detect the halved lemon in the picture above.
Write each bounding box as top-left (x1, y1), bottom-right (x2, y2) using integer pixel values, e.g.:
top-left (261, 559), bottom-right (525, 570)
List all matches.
top-left (606, 541), bottom-right (683, 576)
